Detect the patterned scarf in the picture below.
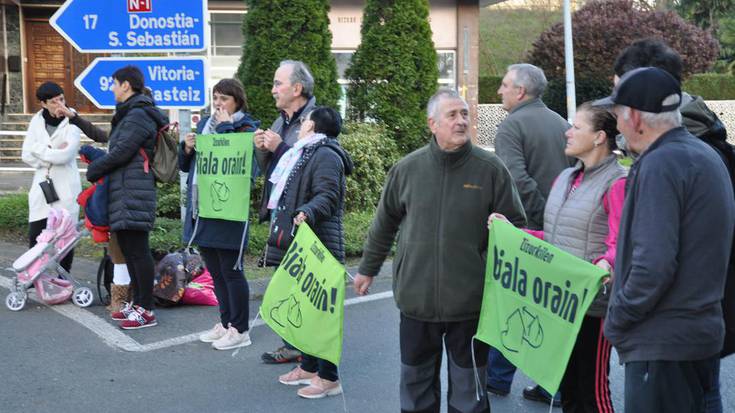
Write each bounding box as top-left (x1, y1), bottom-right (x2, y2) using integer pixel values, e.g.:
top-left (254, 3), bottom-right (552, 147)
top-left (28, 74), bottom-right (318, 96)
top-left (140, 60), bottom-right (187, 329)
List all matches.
top-left (267, 133), bottom-right (326, 209)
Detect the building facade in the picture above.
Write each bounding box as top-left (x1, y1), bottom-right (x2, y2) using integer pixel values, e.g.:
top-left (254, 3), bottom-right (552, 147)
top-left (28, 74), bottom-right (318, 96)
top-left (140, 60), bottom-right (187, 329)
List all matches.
top-left (0, 0), bottom-right (481, 135)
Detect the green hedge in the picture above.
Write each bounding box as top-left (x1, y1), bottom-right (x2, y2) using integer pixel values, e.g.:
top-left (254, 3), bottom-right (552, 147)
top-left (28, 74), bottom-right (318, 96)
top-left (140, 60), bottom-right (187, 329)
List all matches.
top-left (156, 181), bottom-right (182, 219)
top-left (343, 209), bottom-right (374, 257)
top-left (0, 193), bottom-right (27, 230)
top-left (479, 76), bottom-right (503, 104)
top-left (0, 192), bottom-right (374, 258)
top-left (544, 77), bottom-right (612, 119)
top-left (149, 212), bottom-right (371, 258)
top-left (340, 123), bottom-right (400, 213)
top-left (684, 74), bottom-right (735, 100)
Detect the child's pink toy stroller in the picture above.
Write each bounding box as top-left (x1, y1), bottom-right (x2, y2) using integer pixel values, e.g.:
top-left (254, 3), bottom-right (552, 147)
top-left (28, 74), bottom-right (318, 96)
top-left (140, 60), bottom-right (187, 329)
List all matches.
top-left (5, 208), bottom-right (94, 311)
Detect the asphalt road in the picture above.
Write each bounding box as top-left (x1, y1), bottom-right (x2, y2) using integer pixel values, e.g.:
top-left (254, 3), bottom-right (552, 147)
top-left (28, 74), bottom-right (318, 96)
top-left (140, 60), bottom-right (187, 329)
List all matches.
top-left (1, 243), bottom-right (735, 413)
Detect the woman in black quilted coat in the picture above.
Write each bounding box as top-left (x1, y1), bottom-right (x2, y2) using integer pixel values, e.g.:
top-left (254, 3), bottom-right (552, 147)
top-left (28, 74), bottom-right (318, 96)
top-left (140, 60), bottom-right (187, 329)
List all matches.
top-left (268, 107), bottom-right (353, 399)
top-left (85, 66), bottom-right (168, 330)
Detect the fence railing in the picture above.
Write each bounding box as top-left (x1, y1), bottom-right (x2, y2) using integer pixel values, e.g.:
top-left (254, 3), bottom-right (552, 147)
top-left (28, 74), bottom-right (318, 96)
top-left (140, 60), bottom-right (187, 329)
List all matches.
top-left (0, 130), bottom-right (102, 165)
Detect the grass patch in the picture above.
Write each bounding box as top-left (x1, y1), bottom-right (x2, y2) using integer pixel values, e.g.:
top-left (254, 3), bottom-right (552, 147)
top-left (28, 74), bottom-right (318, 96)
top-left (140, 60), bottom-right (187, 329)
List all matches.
top-left (480, 6), bottom-right (562, 77)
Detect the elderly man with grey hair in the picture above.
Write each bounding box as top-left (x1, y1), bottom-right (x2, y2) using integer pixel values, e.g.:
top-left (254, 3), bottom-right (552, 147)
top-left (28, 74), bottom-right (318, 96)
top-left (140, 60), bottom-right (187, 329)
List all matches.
top-left (487, 62), bottom-right (570, 405)
top-left (254, 59), bottom-right (317, 364)
top-left (354, 89), bottom-right (526, 413)
top-left (599, 67), bottom-right (735, 412)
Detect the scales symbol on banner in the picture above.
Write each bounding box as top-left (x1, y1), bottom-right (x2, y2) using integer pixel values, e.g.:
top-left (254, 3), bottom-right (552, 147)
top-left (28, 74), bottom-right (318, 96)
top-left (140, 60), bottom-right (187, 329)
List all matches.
top-left (210, 180), bottom-right (230, 211)
top-left (501, 306), bottom-right (544, 353)
top-left (270, 294), bottom-right (303, 329)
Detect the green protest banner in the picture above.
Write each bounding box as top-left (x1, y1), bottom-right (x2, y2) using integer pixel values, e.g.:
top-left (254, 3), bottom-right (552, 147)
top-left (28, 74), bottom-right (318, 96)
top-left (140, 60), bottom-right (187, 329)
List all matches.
top-left (476, 220), bottom-right (606, 394)
top-left (195, 132), bottom-right (253, 222)
top-left (260, 223), bottom-right (346, 365)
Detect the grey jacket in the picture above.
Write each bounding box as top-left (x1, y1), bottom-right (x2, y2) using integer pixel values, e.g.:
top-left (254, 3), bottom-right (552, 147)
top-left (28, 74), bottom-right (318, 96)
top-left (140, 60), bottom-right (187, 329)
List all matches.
top-left (495, 98), bottom-right (571, 230)
top-left (544, 155), bottom-right (626, 318)
top-left (605, 127), bottom-right (735, 363)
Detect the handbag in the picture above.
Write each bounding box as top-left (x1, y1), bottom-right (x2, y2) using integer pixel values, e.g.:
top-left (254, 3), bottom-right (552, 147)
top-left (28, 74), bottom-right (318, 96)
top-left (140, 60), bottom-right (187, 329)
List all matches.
top-left (266, 210), bottom-right (295, 249)
top-left (39, 166), bottom-right (59, 204)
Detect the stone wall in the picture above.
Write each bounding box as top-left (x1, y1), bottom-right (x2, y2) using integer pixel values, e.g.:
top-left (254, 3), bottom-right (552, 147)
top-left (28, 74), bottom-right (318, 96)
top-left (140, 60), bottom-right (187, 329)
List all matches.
top-left (477, 101), bottom-right (735, 148)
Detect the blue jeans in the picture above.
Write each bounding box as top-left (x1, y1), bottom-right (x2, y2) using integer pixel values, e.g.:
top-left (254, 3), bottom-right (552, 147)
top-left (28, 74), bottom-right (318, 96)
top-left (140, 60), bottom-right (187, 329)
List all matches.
top-left (487, 347), bottom-right (517, 393)
top-left (487, 347), bottom-right (559, 400)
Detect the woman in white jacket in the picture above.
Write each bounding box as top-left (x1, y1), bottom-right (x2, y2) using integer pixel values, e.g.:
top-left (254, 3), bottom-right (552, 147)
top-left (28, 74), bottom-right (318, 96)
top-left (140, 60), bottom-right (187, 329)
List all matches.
top-left (21, 82), bottom-right (82, 271)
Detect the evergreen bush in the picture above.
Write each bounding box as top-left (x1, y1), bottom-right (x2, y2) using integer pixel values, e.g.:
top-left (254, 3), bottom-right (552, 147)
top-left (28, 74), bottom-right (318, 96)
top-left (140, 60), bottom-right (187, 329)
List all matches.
top-left (544, 77), bottom-right (612, 119)
top-left (340, 123), bottom-right (400, 212)
top-left (684, 73), bottom-right (735, 100)
top-left (237, 0), bottom-right (341, 124)
top-left (346, 0), bottom-right (438, 154)
top-left (0, 193), bottom-right (27, 231)
top-left (156, 181), bottom-right (181, 220)
top-left (479, 76), bottom-right (503, 104)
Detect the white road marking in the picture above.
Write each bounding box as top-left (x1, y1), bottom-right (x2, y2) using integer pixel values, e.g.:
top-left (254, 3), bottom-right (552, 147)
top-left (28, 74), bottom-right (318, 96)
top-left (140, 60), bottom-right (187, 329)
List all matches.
top-left (0, 274), bottom-right (393, 353)
top-left (0, 275), bottom-right (143, 351)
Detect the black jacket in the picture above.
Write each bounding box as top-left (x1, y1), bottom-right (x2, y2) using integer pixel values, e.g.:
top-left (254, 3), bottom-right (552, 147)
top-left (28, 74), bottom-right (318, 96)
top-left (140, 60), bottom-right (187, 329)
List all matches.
top-left (605, 127), bottom-right (735, 363)
top-left (265, 137), bottom-right (354, 266)
top-left (179, 113), bottom-right (260, 250)
top-left (680, 94), bottom-right (735, 358)
top-left (86, 94), bottom-right (169, 232)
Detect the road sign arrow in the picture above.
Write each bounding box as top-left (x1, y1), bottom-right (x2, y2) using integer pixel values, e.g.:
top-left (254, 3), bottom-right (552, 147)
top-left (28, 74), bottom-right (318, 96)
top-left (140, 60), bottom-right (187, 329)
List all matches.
top-left (50, 0), bottom-right (206, 53)
top-left (75, 57), bottom-right (208, 110)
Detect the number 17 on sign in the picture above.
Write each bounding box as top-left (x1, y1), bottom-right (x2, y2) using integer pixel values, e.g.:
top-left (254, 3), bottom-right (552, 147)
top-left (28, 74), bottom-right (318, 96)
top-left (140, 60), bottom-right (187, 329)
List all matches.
top-left (83, 14), bottom-right (97, 29)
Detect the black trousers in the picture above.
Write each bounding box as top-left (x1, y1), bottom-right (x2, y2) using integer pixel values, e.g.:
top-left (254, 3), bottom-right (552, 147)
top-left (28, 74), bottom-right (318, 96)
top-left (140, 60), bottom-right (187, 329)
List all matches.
top-left (301, 354), bottom-right (338, 382)
top-left (200, 247), bottom-right (250, 333)
top-left (399, 314), bottom-right (490, 413)
top-left (114, 230), bottom-right (155, 310)
top-left (560, 316), bottom-right (614, 413)
top-left (29, 219), bottom-right (73, 272)
top-left (624, 355), bottom-right (719, 413)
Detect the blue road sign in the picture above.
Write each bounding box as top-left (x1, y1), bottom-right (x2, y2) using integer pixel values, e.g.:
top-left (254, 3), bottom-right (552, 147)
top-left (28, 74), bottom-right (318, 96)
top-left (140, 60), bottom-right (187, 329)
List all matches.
top-left (50, 0), bottom-right (206, 53)
top-left (75, 57), bottom-right (208, 109)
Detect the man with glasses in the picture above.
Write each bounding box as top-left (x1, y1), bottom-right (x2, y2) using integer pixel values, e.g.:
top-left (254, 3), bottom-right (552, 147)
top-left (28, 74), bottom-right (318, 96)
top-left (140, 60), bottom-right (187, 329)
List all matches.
top-left (488, 63), bottom-right (570, 406)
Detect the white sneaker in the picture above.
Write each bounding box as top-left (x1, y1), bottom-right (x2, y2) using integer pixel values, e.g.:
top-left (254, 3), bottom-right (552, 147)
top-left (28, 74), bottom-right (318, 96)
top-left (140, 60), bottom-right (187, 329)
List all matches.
top-left (212, 327), bottom-right (252, 350)
top-left (199, 323), bottom-right (228, 343)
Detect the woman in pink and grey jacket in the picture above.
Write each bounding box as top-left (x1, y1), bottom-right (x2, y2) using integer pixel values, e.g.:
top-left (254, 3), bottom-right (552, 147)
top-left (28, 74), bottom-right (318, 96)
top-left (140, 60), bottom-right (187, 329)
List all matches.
top-left (491, 102), bottom-right (626, 413)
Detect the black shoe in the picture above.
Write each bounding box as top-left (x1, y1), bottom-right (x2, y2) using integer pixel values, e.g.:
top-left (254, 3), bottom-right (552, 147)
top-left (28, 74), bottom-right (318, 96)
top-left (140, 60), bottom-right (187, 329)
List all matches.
top-left (522, 385), bottom-right (561, 407)
top-left (486, 383), bottom-right (510, 396)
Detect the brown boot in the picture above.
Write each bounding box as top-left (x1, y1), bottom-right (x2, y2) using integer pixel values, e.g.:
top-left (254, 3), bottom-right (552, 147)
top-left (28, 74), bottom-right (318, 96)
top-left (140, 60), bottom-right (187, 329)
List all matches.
top-left (106, 284), bottom-right (130, 313)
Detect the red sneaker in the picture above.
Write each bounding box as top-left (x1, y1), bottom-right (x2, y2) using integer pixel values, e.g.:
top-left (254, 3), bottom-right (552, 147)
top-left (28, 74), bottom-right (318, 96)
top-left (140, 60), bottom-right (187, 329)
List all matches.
top-left (120, 306), bottom-right (157, 330)
top-left (111, 302), bottom-right (134, 321)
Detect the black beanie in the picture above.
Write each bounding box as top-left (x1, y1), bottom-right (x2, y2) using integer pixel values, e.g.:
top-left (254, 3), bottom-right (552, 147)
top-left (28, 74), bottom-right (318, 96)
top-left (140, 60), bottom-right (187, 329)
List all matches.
top-left (36, 81), bottom-right (64, 102)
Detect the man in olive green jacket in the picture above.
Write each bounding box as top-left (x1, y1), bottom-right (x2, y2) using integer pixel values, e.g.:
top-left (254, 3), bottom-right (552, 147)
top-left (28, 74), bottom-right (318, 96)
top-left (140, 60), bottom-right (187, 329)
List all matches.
top-left (354, 89), bottom-right (526, 413)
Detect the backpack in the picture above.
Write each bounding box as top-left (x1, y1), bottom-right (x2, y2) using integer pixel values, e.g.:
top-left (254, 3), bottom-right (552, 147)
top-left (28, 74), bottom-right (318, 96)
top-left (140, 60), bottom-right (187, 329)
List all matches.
top-left (140, 121), bottom-right (180, 183)
top-left (153, 248), bottom-right (205, 306)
